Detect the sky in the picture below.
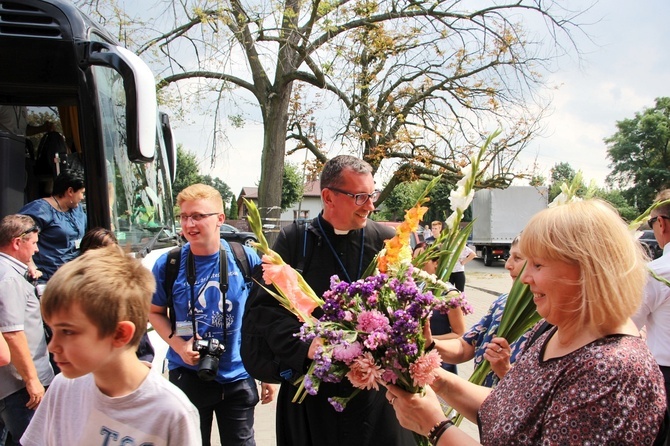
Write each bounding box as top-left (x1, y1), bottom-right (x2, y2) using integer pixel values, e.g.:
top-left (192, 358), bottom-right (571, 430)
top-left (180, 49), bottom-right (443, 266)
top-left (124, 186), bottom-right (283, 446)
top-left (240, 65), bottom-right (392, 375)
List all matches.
top-left (170, 0), bottom-right (670, 195)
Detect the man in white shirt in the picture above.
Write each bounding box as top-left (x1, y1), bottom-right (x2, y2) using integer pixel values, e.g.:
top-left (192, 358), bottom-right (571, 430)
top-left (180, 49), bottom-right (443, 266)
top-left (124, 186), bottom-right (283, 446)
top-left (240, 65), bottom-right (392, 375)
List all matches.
top-left (0, 215), bottom-right (54, 445)
top-left (632, 189), bottom-right (670, 445)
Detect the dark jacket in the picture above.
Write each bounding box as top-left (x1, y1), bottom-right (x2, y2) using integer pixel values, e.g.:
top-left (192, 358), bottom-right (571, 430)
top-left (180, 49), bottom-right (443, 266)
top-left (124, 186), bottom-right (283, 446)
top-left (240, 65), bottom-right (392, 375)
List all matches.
top-left (245, 214), bottom-right (415, 446)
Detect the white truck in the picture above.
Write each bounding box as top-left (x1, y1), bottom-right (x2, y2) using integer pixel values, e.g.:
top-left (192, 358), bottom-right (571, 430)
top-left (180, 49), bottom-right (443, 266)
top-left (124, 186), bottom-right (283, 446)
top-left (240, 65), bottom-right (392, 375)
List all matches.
top-left (470, 186), bottom-right (548, 266)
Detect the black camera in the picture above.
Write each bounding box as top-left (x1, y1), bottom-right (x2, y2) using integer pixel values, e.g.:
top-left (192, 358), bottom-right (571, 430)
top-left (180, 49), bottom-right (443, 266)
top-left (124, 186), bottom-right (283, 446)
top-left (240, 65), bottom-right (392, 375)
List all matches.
top-left (193, 339), bottom-right (225, 381)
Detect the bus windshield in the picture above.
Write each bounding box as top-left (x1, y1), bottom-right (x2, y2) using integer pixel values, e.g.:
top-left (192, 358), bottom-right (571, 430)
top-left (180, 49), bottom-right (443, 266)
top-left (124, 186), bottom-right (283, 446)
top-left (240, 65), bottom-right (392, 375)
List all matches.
top-left (91, 62), bottom-right (174, 248)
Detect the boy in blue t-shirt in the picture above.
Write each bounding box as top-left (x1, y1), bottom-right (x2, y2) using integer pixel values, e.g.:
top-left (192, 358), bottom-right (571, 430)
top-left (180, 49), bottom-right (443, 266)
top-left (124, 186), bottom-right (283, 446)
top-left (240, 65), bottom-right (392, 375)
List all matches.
top-left (149, 183), bottom-right (274, 446)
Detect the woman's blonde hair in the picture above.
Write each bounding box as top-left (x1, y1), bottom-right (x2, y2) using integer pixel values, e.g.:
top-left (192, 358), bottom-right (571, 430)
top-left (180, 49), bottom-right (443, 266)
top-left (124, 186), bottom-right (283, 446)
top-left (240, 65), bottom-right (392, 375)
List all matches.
top-left (519, 199), bottom-right (646, 335)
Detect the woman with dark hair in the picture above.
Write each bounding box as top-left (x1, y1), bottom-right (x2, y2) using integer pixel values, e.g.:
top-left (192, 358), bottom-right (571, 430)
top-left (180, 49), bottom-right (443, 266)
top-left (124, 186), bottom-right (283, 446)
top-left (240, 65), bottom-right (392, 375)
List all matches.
top-left (19, 169), bottom-right (86, 281)
top-left (79, 227), bottom-right (117, 254)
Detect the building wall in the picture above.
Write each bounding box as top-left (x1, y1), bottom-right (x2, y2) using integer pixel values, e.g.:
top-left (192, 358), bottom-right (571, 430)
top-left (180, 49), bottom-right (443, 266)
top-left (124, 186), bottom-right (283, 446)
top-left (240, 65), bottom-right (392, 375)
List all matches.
top-left (279, 196), bottom-right (322, 220)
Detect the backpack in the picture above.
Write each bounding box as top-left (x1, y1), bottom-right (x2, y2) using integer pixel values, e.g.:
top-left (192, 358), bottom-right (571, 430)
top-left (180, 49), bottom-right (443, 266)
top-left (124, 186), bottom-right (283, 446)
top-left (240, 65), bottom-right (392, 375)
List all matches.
top-left (163, 241), bottom-right (252, 338)
top-left (240, 220), bottom-right (316, 383)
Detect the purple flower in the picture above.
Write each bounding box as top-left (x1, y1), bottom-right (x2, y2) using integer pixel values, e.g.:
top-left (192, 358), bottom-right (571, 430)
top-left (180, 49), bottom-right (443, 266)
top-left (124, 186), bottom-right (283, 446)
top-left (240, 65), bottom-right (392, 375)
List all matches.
top-left (381, 369), bottom-right (399, 384)
top-left (312, 347), bottom-right (342, 383)
top-left (328, 397), bottom-right (345, 412)
top-left (304, 374), bottom-right (319, 395)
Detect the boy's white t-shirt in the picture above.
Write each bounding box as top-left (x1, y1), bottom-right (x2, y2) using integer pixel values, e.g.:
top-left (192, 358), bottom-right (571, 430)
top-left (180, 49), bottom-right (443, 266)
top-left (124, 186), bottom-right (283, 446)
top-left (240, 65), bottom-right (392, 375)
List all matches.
top-left (21, 371), bottom-right (201, 446)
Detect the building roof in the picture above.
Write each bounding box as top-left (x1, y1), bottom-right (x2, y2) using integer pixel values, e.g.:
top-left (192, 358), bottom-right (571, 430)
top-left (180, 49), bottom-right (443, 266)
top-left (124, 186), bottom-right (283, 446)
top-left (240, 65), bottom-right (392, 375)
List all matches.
top-left (303, 180), bottom-right (321, 196)
top-left (239, 187), bottom-right (258, 199)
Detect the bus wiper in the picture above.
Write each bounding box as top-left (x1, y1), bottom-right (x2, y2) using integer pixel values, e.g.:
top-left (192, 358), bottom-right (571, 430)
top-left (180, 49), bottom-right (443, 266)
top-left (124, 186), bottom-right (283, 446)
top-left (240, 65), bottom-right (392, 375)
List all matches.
top-left (137, 227), bottom-right (181, 258)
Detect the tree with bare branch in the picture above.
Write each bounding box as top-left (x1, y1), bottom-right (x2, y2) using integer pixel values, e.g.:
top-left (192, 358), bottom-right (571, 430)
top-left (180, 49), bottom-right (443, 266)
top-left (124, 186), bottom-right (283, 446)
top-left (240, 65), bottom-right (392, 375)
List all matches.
top-left (76, 0), bottom-right (591, 235)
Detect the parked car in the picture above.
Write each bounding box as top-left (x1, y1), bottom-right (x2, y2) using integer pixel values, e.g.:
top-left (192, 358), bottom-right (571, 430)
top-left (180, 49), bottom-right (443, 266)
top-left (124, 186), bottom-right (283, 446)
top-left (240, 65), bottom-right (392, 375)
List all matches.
top-left (220, 223), bottom-right (258, 247)
top-left (639, 230), bottom-right (663, 260)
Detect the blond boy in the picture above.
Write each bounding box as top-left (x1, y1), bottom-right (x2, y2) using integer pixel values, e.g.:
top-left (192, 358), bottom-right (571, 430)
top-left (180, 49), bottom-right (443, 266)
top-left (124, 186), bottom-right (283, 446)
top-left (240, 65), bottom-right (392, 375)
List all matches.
top-left (21, 247), bottom-right (201, 446)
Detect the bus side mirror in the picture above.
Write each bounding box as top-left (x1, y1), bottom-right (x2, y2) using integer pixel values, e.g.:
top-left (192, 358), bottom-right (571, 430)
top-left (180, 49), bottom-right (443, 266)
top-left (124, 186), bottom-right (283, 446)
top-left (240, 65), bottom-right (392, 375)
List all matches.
top-left (82, 41), bottom-right (157, 162)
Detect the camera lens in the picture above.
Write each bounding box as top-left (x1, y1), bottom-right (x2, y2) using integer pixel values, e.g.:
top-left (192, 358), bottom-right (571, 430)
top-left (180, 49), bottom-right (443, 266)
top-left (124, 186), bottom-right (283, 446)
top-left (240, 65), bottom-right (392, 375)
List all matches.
top-left (197, 356), bottom-right (220, 381)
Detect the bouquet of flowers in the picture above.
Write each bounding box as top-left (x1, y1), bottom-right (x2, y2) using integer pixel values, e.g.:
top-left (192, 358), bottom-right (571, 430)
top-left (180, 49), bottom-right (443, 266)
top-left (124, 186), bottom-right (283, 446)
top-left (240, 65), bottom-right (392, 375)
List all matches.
top-left (245, 175), bottom-right (476, 445)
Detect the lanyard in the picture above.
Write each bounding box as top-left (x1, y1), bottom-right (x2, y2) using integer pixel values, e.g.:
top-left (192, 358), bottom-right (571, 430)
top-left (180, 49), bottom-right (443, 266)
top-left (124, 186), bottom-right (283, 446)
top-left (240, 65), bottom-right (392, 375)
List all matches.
top-left (186, 249), bottom-right (228, 345)
top-left (316, 216), bottom-right (365, 283)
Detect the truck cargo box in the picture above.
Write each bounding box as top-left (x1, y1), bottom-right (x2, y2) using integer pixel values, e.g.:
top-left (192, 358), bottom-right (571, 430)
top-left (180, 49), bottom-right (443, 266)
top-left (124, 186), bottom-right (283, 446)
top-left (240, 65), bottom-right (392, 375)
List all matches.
top-left (471, 186), bottom-right (548, 265)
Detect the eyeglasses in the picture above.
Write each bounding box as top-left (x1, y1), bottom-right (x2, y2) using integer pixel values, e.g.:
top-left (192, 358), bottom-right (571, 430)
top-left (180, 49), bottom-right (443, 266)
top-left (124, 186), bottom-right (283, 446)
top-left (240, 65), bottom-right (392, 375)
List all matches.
top-left (648, 215), bottom-right (669, 229)
top-left (179, 213), bottom-right (219, 223)
top-left (15, 225), bottom-right (39, 239)
top-left (327, 187), bottom-right (381, 206)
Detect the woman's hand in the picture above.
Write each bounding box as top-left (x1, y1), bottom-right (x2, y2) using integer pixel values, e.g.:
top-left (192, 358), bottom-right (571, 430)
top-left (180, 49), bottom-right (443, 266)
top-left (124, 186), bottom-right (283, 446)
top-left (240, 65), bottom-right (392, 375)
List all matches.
top-left (307, 337), bottom-right (323, 359)
top-left (483, 337), bottom-right (512, 379)
top-left (423, 316), bottom-right (434, 349)
top-left (385, 383), bottom-right (446, 437)
top-left (27, 262), bottom-right (42, 282)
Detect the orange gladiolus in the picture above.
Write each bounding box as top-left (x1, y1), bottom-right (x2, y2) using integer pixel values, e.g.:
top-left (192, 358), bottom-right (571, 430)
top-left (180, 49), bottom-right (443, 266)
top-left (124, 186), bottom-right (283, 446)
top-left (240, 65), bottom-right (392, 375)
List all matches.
top-left (376, 204), bottom-right (428, 273)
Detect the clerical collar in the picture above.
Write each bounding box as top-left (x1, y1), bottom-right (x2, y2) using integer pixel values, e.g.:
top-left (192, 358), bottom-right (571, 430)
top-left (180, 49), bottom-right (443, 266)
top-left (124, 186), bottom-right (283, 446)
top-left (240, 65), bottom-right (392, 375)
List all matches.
top-left (317, 213), bottom-right (350, 235)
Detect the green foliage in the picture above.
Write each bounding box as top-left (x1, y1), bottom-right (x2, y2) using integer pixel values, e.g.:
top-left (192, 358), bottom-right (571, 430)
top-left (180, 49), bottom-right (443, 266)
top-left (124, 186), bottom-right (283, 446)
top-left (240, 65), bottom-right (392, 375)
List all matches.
top-left (172, 145), bottom-right (201, 204)
top-left (548, 162), bottom-right (585, 202)
top-left (375, 181), bottom-right (423, 221)
top-left (606, 97), bottom-right (670, 212)
top-left (424, 181), bottom-right (453, 224)
top-left (74, 0), bottom-right (591, 237)
top-left (228, 196), bottom-right (239, 219)
top-left (200, 175), bottom-right (233, 203)
top-left (529, 174), bottom-right (546, 187)
top-left (591, 188), bottom-right (639, 222)
top-left (281, 163), bottom-right (304, 211)
top-left (229, 114), bottom-right (245, 128)
top-left (173, 144), bottom-right (234, 214)
top-left (550, 162), bottom-right (576, 185)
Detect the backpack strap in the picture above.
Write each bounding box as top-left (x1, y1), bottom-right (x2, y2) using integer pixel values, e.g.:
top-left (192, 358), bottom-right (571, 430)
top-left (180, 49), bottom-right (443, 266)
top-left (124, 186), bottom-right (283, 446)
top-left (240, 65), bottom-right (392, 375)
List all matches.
top-left (294, 220), bottom-right (318, 275)
top-left (228, 241), bottom-right (252, 286)
top-left (164, 242), bottom-right (251, 337)
top-left (164, 246), bottom-right (182, 338)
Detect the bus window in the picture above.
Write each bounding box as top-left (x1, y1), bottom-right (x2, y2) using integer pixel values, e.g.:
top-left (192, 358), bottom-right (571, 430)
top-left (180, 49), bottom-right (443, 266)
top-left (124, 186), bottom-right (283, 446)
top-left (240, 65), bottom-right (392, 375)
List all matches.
top-left (91, 64), bottom-right (173, 248)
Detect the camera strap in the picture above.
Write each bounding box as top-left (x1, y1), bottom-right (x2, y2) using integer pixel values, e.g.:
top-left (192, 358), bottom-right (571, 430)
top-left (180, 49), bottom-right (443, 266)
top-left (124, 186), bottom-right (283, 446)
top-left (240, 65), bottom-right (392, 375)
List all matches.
top-left (186, 246), bottom-right (229, 348)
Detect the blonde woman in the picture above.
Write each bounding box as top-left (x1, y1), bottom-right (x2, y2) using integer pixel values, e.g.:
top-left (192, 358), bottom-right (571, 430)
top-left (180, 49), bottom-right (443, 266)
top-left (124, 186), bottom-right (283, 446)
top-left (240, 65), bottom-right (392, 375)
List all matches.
top-left (387, 200), bottom-right (667, 445)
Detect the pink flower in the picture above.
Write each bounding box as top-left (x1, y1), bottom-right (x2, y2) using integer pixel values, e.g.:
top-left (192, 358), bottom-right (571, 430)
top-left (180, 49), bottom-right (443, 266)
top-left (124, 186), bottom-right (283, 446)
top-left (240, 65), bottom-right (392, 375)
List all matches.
top-left (261, 256), bottom-right (319, 321)
top-left (381, 369), bottom-right (399, 384)
top-left (363, 330), bottom-right (388, 350)
top-left (346, 352), bottom-right (383, 390)
top-left (409, 350), bottom-right (442, 387)
top-left (332, 341), bottom-right (363, 365)
top-left (356, 310), bottom-right (390, 333)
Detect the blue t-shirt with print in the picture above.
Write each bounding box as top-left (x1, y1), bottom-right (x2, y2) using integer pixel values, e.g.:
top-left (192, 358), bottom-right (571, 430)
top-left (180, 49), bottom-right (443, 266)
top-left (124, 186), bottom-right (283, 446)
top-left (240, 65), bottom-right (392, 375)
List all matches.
top-left (152, 240), bottom-right (260, 383)
top-left (462, 293), bottom-right (531, 387)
